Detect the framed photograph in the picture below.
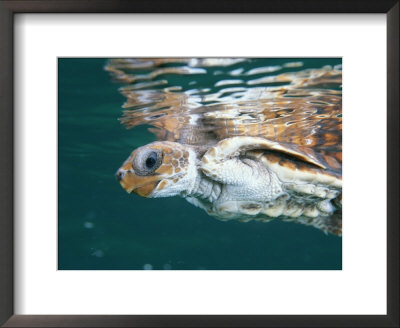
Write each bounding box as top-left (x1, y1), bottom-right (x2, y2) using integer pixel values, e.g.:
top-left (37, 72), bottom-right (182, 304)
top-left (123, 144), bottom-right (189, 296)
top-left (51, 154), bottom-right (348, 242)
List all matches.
top-left (0, 1), bottom-right (398, 327)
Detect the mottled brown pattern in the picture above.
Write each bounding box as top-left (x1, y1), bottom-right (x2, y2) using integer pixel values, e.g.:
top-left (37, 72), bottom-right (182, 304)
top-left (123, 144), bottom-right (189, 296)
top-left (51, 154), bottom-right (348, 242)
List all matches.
top-left (157, 164), bottom-right (173, 176)
top-left (117, 142), bottom-right (190, 197)
top-left (173, 152), bottom-right (182, 159)
top-left (163, 155), bottom-right (172, 165)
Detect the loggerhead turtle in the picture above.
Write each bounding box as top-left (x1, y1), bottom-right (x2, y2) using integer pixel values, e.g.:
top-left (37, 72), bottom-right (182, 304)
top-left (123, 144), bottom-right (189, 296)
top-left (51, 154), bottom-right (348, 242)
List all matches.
top-left (116, 134), bottom-right (342, 235)
top-left (111, 60), bottom-right (342, 235)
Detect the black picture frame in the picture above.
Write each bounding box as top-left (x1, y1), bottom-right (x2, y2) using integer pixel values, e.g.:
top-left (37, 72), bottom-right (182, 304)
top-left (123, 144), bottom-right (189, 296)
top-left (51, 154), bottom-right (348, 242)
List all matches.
top-left (0, 1), bottom-right (398, 327)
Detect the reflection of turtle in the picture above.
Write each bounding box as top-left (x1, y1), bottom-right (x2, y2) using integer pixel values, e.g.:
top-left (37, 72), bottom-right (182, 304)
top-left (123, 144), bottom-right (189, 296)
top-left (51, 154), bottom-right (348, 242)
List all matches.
top-left (112, 60), bottom-right (342, 235)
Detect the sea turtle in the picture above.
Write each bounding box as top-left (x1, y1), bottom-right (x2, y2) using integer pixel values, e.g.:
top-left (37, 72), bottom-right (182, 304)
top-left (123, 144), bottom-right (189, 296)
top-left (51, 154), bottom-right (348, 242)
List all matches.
top-left (110, 59), bottom-right (342, 235)
top-left (116, 134), bottom-right (342, 235)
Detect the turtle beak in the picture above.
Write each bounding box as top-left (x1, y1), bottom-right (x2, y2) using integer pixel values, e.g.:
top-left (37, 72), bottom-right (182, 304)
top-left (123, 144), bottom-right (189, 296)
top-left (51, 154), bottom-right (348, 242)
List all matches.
top-left (115, 168), bottom-right (134, 193)
top-left (115, 169), bottom-right (125, 181)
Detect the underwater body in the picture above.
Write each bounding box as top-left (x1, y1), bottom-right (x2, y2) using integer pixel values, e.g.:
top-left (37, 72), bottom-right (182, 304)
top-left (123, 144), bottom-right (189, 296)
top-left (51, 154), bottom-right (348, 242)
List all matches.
top-left (58, 58), bottom-right (342, 270)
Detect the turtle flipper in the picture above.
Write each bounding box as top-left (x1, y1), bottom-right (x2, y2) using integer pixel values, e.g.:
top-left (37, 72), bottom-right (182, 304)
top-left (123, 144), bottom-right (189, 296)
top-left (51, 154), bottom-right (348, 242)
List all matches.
top-left (200, 137), bottom-right (285, 201)
top-left (202, 136), bottom-right (325, 169)
top-left (200, 147), bottom-right (257, 185)
top-left (200, 136), bottom-right (326, 184)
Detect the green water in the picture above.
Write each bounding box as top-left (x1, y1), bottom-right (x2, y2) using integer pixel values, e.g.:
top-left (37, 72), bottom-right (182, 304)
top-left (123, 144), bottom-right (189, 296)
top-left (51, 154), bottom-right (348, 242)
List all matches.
top-left (58, 58), bottom-right (342, 270)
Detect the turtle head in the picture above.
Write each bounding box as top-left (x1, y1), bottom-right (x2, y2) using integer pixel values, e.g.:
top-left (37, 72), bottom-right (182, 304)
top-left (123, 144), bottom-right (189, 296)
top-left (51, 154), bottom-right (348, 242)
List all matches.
top-left (116, 141), bottom-right (197, 198)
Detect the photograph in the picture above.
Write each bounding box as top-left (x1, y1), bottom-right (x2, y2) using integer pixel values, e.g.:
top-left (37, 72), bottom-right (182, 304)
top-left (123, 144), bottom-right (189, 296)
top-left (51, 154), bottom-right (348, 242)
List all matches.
top-left (1, 0), bottom-right (397, 325)
top-left (58, 57), bottom-right (342, 270)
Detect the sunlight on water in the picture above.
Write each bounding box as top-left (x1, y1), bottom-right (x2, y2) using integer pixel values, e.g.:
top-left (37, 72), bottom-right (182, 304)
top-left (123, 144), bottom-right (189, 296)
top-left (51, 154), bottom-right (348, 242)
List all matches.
top-left (105, 58), bottom-right (341, 155)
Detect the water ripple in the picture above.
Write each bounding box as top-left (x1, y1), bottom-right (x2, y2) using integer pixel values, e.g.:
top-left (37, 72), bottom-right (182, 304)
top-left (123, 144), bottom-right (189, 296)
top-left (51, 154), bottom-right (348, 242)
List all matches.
top-left (105, 58), bottom-right (341, 153)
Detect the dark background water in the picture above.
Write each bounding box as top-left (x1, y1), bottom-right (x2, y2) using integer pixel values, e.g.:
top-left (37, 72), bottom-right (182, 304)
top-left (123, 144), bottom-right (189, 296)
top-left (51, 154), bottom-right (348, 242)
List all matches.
top-left (58, 58), bottom-right (342, 270)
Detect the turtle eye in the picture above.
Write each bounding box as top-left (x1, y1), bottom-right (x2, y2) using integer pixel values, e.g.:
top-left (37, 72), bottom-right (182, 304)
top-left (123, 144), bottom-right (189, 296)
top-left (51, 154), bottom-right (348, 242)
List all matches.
top-left (145, 152), bottom-right (158, 169)
top-left (132, 148), bottom-right (162, 176)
